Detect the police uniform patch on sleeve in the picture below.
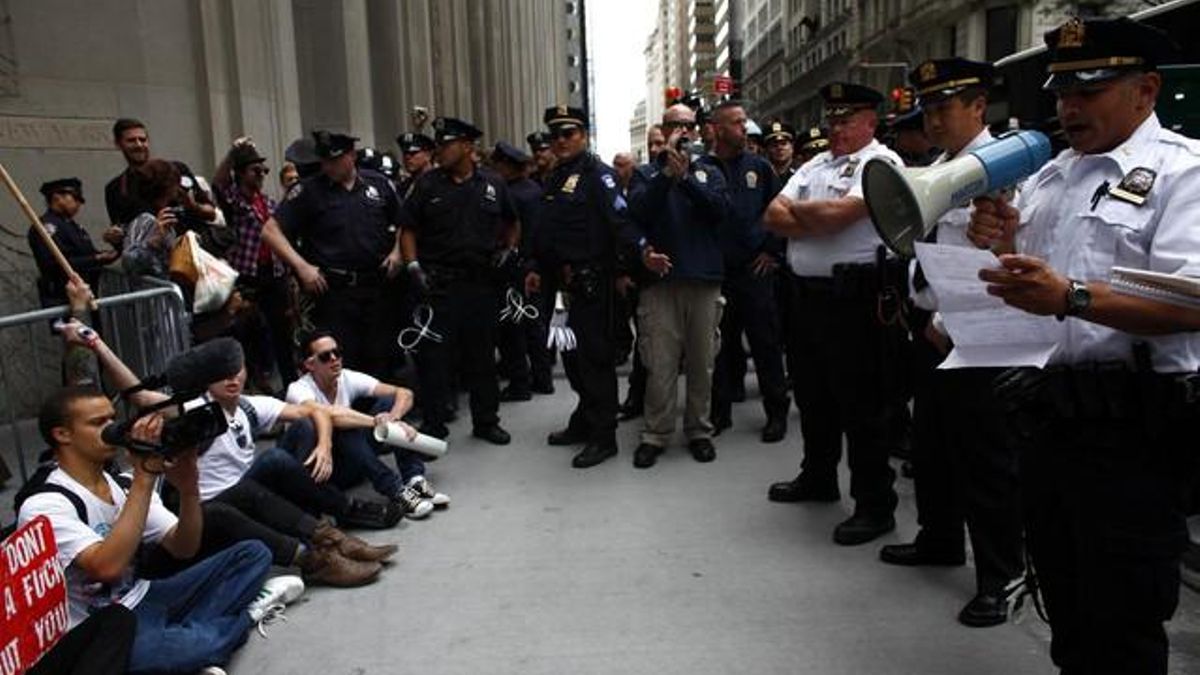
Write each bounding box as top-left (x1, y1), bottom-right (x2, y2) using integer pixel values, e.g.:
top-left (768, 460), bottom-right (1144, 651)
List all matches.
top-left (745, 171), bottom-right (758, 189)
top-left (602, 174), bottom-right (616, 190)
top-left (43, 221), bottom-right (57, 236)
top-left (694, 170), bottom-right (708, 184)
top-left (1108, 166), bottom-right (1156, 206)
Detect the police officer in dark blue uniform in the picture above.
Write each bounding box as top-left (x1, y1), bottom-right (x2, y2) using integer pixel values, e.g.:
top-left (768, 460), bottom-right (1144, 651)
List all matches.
top-left (400, 117), bottom-right (514, 445)
top-left (262, 130), bottom-right (406, 379)
top-left (29, 178), bottom-right (119, 306)
top-left (699, 102), bottom-right (790, 443)
top-left (491, 141), bottom-right (553, 399)
top-left (526, 131), bottom-right (555, 187)
top-left (396, 132), bottom-right (436, 200)
top-left (525, 105), bottom-right (644, 468)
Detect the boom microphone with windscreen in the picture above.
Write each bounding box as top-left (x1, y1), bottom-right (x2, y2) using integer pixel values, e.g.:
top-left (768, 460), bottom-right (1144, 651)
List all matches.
top-left (863, 130), bottom-right (1052, 257)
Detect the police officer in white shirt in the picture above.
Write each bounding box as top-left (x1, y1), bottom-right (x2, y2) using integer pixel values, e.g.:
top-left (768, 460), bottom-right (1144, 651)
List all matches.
top-left (763, 82), bottom-right (908, 546)
top-left (968, 17), bottom-right (1200, 674)
top-left (878, 58), bottom-right (1024, 630)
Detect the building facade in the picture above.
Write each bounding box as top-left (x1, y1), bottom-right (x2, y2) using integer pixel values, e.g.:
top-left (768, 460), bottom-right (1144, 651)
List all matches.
top-left (0, 0), bottom-right (577, 302)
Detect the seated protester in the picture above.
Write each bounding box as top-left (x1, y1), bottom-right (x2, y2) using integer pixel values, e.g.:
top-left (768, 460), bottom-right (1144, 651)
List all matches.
top-left (285, 329), bottom-right (449, 520)
top-left (60, 322), bottom-right (399, 586)
top-left (15, 386), bottom-right (280, 674)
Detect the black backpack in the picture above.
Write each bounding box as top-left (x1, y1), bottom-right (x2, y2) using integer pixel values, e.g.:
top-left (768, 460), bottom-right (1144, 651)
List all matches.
top-left (2, 461), bottom-right (131, 540)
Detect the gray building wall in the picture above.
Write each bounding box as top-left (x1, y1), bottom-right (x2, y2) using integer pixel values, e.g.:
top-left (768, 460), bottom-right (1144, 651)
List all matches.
top-left (0, 0), bottom-right (573, 313)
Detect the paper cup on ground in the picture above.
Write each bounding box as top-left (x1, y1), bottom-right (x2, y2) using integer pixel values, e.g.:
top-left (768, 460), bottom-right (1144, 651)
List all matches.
top-left (374, 421), bottom-right (448, 458)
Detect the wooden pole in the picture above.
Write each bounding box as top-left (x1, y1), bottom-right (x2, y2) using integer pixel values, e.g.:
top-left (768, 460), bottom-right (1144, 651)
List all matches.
top-left (0, 162), bottom-right (98, 309)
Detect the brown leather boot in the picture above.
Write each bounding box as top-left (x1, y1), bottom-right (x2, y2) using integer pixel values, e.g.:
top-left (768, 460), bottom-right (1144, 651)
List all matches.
top-left (299, 546), bottom-right (382, 587)
top-left (312, 519), bottom-right (398, 563)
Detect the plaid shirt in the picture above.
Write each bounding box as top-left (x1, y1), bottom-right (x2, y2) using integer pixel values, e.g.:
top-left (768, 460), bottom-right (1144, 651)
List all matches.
top-left (219, 183), bottom-right (286, 277)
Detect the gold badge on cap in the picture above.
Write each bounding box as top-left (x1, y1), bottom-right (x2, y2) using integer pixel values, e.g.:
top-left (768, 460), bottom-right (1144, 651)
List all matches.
top-left (919, 62), bottom-right (937, 83)
top-left (772, 123), bottom-right (782, 133)
top-left (1059, 18), bottom-right (1085, 49)
top-left (557, 104), bottom-right (568, 116)
top-left (809, 128), bottom-right (821, 139)
top-left (830, 83), bottom-right (843, 99)
top-left (1108, 166), bottom-right (1156, 206)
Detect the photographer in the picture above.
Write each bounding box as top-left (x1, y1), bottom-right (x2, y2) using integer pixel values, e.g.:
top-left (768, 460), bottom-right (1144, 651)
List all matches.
top-left (120, 159), bottom-right (186, 278)
top-left (626, 102), bottom-right (730, 470)
top-left (61, 322), bottom-right (398, 587)
top-left (16, 386), bottom-right (273, 673)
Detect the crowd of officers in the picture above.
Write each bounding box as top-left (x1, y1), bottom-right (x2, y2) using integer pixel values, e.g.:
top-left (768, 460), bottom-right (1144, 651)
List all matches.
top-left (22, 14), bottom-right (1200, 675)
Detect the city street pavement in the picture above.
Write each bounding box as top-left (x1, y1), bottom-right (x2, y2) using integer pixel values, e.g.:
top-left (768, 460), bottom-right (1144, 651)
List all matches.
top-left (222, 371), bottom-right (1198, 675)
top-left (0, 371), bottom-right (1195, 673)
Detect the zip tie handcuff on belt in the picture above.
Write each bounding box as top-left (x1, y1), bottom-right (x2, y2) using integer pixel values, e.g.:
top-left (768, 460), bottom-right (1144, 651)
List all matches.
top-left (546, 291), bottom-right (576, 352)
top-left (498, 288), bottom-right (540, 324)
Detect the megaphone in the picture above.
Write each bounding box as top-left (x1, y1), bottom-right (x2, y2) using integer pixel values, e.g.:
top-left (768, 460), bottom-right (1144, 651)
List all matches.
top-left (863, 130), bottom-right (1052, 257)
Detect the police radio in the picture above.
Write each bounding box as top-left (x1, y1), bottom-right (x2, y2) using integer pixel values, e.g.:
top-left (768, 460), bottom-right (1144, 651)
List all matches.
top-left (862, 130), bottom-right (1052, 257)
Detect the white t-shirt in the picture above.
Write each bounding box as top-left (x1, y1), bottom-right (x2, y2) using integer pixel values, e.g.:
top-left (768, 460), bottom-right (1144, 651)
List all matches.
top-left (285, 370), bottom-right (379, 408)
top-left (194, 395), bottom-right (287, 501)
top-left (17, 469), bottom-right (178, 629)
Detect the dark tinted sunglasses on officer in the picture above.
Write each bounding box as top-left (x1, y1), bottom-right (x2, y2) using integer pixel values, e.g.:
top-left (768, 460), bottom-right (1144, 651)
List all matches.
top-left (549, 125), bottom-right (583, 140)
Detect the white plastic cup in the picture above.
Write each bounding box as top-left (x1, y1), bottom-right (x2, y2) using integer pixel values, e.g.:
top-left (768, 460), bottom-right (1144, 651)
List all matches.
top-left (373, 421), bottom-right (448, 458)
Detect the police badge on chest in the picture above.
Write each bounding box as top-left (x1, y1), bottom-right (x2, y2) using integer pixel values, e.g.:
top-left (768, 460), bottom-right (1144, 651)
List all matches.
top-left (1108, 167), bottom-right (1156, 206)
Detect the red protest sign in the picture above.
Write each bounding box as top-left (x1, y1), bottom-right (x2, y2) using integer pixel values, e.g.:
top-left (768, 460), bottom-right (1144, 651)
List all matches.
top-left (713, 76), bottom-right (734, 95)
top-left (1, 516), bottom-right (69, 675)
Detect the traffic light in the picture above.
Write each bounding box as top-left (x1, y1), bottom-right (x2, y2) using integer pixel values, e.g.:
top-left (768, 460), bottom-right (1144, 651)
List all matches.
top-left (891, 86), bottom-right (915, 113)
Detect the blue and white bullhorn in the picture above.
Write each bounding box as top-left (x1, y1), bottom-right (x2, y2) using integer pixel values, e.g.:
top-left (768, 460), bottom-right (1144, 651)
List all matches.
top-left (862, 130), bottom-right (1052, 257)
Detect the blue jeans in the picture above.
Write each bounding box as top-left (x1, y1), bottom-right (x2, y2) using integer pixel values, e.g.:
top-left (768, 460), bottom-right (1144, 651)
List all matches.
top-left (279, 396), bottom-right (425, 499)
top-left (129, 540), bottom-right (271, 673)
top-left (244, 446), bottom-right (351, 518)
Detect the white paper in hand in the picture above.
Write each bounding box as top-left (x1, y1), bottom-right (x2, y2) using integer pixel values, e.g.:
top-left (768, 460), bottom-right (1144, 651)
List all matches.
top-left (914, 243), bottom-right (1062, 369)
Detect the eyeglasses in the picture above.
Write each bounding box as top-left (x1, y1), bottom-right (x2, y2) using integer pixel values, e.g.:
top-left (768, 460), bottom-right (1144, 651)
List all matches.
top-left (315, 348), bottom-right (342, 363)
top-left (662, 121), bottom-right (697, 131)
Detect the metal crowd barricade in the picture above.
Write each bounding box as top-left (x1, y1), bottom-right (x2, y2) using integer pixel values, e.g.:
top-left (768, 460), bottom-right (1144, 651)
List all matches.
top-left (0, 275), bottom-right (190, 482)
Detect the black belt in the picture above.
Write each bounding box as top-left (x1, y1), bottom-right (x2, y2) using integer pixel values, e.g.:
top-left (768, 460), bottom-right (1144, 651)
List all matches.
top-left (322, 267), bottom-right (382, 288)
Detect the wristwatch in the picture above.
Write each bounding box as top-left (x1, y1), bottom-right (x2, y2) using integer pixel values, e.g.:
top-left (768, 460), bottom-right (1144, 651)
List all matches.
top-left (1057, 279), bottom-right (1091, 321)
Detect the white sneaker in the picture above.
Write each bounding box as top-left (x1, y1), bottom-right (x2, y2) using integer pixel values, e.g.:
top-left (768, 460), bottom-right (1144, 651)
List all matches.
top-left (248, 575), bottom-right (305, 636)
top-left (198, 668), bottom-right (227, 675)
top-left (393, 486), bottom-right (435, 519)
top-left (406, 475), bottom-right (451, 508)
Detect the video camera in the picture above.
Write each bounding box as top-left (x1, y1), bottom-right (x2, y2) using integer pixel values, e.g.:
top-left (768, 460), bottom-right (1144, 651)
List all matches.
top-left (102, 338), bottom-right (245, 459)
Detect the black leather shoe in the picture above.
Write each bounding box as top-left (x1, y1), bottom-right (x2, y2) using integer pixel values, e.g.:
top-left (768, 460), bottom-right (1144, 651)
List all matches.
top-left (688, 438), bottom-right (716, 462)
top-left (833, 513), bottom-right (896, 546)
top-left (572, 441), bottom-right (618, 468)
top-left (767, 475), bottom-right (840, 503)
top-left (548, 427), bottom-right (588, 446)
top-left (499, 387), bottom-right (532, 402)
top-left (632, 443), bottom-right (663, 469)
top-left (760, 417), bottom-right (786, 443)
top-left (957, 593), bottom-right (1009, 628)
top-left (879, 542), bottom-right (965, 567)
top-left (711, 415), bottom-right (732, 437)
top-left (420, 423), bottom-right (449, 440)
top-left (472, 425), bottom-right (511, 445)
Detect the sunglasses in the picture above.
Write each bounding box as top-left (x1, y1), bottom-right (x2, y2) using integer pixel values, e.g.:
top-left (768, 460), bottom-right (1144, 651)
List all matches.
top-left (662, 121), bottom-right (697, 130)
top-left (250, 166), bottom-right (270, 176)
top-left (229, 418), bottom-right (249, 449)
top-left (314, 348), bottom-right (342, 364)
top-left (549, 127), bottom-right (581, 140)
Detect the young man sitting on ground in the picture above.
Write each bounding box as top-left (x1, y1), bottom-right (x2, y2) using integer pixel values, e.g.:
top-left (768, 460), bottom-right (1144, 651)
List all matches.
top-left (59, 321), bottom-right (396, 587)
top-left (284, 329), bottom-right (449, 519)
top-left (16, 386), bottom-right (283, 674)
